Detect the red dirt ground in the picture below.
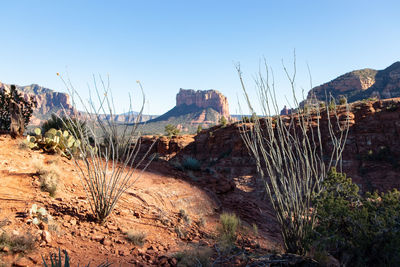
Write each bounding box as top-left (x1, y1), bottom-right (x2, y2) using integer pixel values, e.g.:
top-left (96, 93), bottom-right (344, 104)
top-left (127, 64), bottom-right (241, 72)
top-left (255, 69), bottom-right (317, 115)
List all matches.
top-left (0, 135), bottom-right (279, 266)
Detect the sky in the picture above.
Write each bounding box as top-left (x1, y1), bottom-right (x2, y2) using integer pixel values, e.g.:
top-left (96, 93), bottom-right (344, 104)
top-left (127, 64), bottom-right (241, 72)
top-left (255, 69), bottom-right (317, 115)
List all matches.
top-left (0, 0), bottom-right (399, 115)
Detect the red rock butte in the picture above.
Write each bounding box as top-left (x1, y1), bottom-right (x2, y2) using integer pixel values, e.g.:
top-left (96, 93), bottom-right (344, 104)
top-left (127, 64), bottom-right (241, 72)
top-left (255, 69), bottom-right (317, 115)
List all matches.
top-left (176, 88), bottom-right (230, 119)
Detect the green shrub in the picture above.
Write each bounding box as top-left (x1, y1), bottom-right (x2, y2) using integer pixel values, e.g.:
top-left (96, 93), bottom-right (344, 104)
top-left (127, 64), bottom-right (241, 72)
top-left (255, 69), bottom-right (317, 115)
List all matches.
top-left (312, 168), bottom-right (400, 266)
top-left (219, 116), bottom-right (227, 127)
top-left (165, 124), bottom-right (180, 137)
top-left (39, 168), bottom-right (59, 197)
top-left (182, 157), bottom-right (201, 171)
top-left (125, 231), bottom-right (146, 247)
top-left (174, 247), bottom-right (213, 267)
top-left (0, 85), bottom-right (36, 131)
top-left (328, 99), bottom-right (336, 111)
top-left (339, 97), bottom-right (347, 105)
top-left (217, 213), bottom-right (240, 251)
top-left (41, 114), bottom-right (88, 140)
top-left (196, 125), bottom-right (202, 134)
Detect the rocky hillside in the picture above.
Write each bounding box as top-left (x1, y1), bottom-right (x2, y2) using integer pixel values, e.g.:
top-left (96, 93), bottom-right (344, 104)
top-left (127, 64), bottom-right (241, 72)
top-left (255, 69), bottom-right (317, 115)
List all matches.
top-left (306, 61), bottom-right (400, 103)
top-left (142, 98), bottom-right (400, 193)
top-left (139, 89), bottom-right (231, 134)
top-left (0, 82), bottom-right (157, 126)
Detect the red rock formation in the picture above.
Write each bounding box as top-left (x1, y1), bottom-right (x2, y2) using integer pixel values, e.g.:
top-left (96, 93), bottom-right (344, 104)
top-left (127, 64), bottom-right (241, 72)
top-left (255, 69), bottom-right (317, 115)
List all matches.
top-left (0, 82), bottom-right (75, 125)
top-left (176, 89), bottom-right (230, 119)
top-left (141, 98), bottom-right (400, 193)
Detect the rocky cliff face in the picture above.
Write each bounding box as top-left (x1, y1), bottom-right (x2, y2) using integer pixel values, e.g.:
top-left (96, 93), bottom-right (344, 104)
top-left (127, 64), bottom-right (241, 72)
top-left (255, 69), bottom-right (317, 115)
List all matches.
top-left (176, 89), bottom-right (230, 119)
top-left (307, 62), bottom-right (400, 103)
top-left (0, 82), bottom-right (76, 125)
top-left (141, 98), bottom-right (400, 193)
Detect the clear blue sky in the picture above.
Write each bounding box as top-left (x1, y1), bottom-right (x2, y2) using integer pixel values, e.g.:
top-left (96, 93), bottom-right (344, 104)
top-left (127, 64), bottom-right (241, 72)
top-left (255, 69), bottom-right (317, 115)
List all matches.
top-left (0, 0), bottom-right (399, 115)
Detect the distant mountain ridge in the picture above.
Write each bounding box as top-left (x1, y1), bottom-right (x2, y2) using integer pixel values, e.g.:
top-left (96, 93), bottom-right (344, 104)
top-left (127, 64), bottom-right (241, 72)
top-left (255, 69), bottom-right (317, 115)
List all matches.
top-left (0, 81), bottom-right (157, 126)
top-left (306, 61), bottom-right (400, 103)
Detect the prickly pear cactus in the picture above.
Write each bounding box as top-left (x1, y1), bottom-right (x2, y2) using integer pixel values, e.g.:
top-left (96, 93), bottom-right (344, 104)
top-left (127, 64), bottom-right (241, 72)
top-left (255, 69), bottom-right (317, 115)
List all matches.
top-left (25, 128), bottom-right (82, 159)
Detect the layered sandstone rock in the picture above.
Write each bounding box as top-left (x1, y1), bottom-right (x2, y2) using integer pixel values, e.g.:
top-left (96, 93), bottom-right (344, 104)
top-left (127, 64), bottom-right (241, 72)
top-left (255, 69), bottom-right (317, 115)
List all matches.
top-left (306, 61), bottom-right (400, 103)
top-left (176, 89), bottom-right (230, 119)
top-left (141, 98), bottom-right (400, 193)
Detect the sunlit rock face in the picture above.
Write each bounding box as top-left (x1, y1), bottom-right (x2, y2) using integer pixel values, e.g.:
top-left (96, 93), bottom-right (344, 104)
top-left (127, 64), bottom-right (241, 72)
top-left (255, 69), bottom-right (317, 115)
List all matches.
top-left (176, 88), bottom-right (230, 119)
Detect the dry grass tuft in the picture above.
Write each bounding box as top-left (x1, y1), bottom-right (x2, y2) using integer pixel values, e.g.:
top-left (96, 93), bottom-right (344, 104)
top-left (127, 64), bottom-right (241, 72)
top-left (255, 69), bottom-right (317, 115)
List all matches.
top-left (125, 230), bottom-right (146, 246)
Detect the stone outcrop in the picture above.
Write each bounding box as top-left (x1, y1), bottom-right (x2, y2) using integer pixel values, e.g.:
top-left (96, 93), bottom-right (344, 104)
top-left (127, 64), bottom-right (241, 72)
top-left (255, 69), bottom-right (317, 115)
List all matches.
top-left (141, 98), bottom-right (400, 193)
top-left (176, 89), bottom-right (230, 119)
top-left (306, 61), bottom-right (400, 103)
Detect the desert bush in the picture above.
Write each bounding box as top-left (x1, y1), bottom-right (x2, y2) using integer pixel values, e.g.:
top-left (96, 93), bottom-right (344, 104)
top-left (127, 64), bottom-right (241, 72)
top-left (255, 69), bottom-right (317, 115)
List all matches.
top-left (217, 213), bottom-right (240, 251)
top-left (0, 231), bottom-right (35, 253)
top-left (339, 97), bottom-right (347, 105)
top-left (39, 169), bottom-right (59, 197)
top-left (182, 157), bottom-right (201, 171)
top-left (219, 116), bottom-right (227, 127)
top-left (174, 226), bottom-right (188, 239)
top-left (174, 247), bottom-right (213, 267)
top-left (238, 58), bottom-right (349, 254)
top-left (312, 168), bottom-right (400, 266)
top-left (41, 113), bottom-right (88, 140)
top-left (33, 161), bottom-right (60, 197)
top-left (196, 125), bottom-right (202, 134)
top-left (125, 231), bottom-right (146, 246)
top-left (57, 75), bottom-right (155, 224)
top-left (0, 84), bottom-right (36, 131)
top-left (165, 124), bottom-right (180, 137)
top-left (179, 209), bottom-right (191, 224)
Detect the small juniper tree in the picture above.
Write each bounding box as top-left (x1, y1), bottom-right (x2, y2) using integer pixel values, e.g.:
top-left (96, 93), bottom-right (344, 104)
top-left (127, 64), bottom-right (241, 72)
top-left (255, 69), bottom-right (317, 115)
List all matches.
top-left (219, 116), bottom-right (227, 127)
top-left (165, 124), bottom-right (180, 137)
top-left (0, 85), bottom-right (36, 131)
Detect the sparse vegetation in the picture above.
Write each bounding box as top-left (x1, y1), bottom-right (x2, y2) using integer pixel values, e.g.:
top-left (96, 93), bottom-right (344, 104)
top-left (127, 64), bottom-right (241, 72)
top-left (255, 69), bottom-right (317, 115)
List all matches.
top-left (179, 209), bottom-right (191, 224)
top-left (182, 157), bottom-right (201, 171)
top-left (339, 96), bottom-right (347, 105)
top-left (57, 76), bottom-right (155, 224)
top-left (196, 124), bottom-right (202, 134)
top-left (219, 116), bottom-right (227, 127)
top-left (174, 247), bottom-right (213, 267)
top-left (217, 212), bottom-right (240, 251)
top-left (174, 226), bottom-right (188, 239)
top-left (328, 99), bottom-right (336, 111)
top-left (34, 161), bottom-right (60, 197)
top-left (0, 231), bottom-right (35, 254)
top-left (312, 168), bottom-right (400, 266)
top-left (125, 230), bottom-right (146, 246)
top-left (165, 124), bottom-right (180, 137)
top-left (238, 59), bottom-right (349, 254)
